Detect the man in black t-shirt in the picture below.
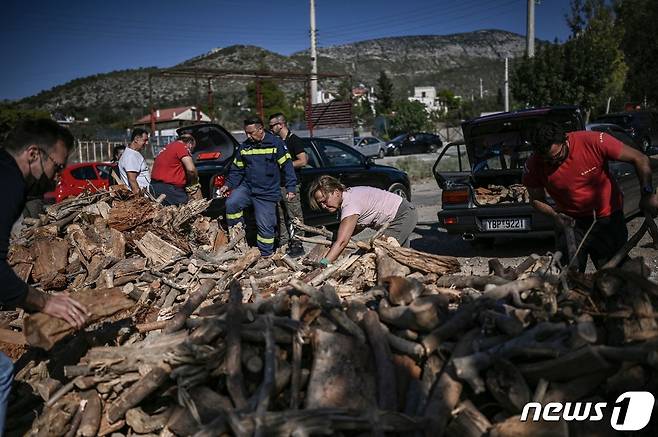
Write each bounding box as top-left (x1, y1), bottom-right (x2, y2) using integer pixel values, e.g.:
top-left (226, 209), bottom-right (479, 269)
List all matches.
top-left (269, 113), bottom-right (307, 257)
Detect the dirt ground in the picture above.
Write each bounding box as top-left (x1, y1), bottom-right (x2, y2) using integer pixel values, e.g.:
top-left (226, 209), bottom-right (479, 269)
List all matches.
top-left (406, 179), bottom-right (658, 278)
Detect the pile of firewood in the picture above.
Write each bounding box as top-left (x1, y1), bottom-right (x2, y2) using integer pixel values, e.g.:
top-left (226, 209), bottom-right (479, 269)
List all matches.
top-left (2, 188), bottom-right (658, 436)
top-left (475, 184), bottom-right (529, 205)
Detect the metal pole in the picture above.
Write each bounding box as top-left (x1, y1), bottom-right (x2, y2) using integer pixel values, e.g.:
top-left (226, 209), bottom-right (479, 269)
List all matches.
top-left (310, 0), bottom-right (319, 104)
top-left (527, 0), bottom-right (535, 58)
top-left (479, 78), bottom-right (483, 99)
top-left (306, 80), bottom-right (314, 136)
top-left (78, 140), bottom-right (82, 163)
top-left (504, 57), bottom-right (510, 112)
top-left (93, 141), bottom-right (97, 161)
top-left (256, 80), bottom-right (264, 122)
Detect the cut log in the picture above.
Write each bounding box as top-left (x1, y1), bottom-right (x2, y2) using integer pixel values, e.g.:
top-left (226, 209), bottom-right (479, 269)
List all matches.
top-left (78, 391), bottom-right (101, 437)
top-left (362, 310), bottom-right (397, 411)
top-left (374, 241), bottom-right (460, 274)
top-left (375, 247), bottom-right (410, 281)
top-left (31, 237), bottom-right (69, 281)
top-left (106, 364), bottom-right (170, 423)
top-left (489, 415), bottom-right (568, 437)
top-left (445, 400), bottom-right (492, 437)
top-left (24, 287), bottom-right (134, 350)
top-left (305, 329), bottom-right (376, 410)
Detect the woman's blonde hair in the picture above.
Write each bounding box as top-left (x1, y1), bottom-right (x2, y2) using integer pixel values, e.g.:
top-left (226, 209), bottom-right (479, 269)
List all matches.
top-left (308, 175), bottom-right (346, 210)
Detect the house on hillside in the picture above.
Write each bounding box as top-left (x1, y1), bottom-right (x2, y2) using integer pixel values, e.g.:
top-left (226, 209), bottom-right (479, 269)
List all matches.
top-left (408, 86), bottom-right (448, 114)
top-left (133, 106), bottom-right (210, 145)
top-left (352, 84), bottom-right (377, 114)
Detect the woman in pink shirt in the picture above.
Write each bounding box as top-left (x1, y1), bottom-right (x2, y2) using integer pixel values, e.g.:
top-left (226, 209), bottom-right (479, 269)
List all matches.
top-left (309, 175), bottom-right (417, 266)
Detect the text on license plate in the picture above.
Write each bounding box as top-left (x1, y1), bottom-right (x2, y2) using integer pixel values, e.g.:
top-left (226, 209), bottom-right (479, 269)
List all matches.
top-left (482, 218), bottom-right (529, 231)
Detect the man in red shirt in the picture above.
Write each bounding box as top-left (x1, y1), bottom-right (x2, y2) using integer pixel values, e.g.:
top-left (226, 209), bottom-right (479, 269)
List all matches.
top-left (150, 134), bottom-right (201, 205)
top-left (523, 122), bottom-right (658, 271)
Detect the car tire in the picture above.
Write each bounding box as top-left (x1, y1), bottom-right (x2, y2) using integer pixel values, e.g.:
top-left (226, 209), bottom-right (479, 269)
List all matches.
top-left (392, 147), bottom-right (401, 156)
top-left (642, 137), bottom-right (651, 153)
top-left (388, 182), bottom-right (410, 200)
top-left (427, 144), bottom-right (438, 153)
top-left (378, 148), bottom-right (385, 159)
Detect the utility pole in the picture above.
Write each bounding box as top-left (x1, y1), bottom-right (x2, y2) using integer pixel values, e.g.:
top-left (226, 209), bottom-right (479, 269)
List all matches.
top-left (527, 0), bottom-right (535, 58)
top-left (479, 78), bottom-right (483, 99)
top-left (504, 57), bottom-right (509, 112)
top-left (310, 0), bottom-right (319, 104)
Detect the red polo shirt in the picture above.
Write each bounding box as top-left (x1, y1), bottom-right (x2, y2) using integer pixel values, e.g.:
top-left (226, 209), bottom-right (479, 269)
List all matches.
top-left (522, 130), bottom-right (624, 218)
top-left (151, 140), bottom-right (190, 188)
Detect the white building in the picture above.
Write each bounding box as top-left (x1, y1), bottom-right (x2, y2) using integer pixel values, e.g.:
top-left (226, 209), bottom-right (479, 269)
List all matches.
top-left (408, 86), bottom-right (448, 114)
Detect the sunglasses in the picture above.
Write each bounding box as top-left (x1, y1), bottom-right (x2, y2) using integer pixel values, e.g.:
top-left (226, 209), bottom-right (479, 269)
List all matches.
top-left (269, 122), bottom-right (281, 129)
top-left (39, 148), bottom-right (66, 173)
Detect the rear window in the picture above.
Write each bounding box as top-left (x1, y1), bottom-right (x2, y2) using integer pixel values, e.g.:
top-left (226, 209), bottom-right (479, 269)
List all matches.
top-left (594, 115), bottom-right (632, 128)
top-left (181, 125), bottom-right (237, 162)
top-left (466, 110), bottom-right (582, 172)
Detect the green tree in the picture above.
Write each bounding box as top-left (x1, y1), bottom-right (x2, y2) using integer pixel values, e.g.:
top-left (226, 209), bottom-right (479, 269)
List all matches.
top-left (333, 78), bottom-right (353, 102)
top-left (512, 0), bottom-right (625, 118)
top-left (390, 100), bottom-right (429, 135)
top-left (246, 80), bottom-right (290, 120)
top-left (616, 0), bottom-right (658, 106)
top-left (375, 71), bottom-right (394, 115)
top-left (0, 105), bottom-right (50, 137)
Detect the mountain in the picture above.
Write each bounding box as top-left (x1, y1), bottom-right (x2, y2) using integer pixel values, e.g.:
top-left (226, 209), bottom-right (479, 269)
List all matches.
top-left (17, 30), bottom-right (530, 121)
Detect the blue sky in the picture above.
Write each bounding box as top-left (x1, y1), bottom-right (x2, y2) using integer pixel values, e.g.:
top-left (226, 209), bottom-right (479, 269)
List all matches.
top-left (0, 0), bottom-right (573, 100)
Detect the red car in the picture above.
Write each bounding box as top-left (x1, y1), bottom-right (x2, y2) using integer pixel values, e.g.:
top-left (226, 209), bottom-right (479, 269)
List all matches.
top-left (45, 162), bottom-right (117, 203)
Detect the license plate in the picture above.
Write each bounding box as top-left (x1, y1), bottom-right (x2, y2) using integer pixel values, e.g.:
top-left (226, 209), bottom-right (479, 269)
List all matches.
top-left (482, 217), bottom-right (529, 231)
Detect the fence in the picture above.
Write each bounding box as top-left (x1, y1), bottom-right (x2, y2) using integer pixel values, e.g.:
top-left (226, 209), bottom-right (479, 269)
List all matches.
top-left (72, 139), bottom-right (169, 163)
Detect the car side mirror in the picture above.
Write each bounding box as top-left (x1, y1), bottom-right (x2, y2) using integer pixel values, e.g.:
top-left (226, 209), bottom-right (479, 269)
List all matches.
top-left (364, 156), bottom-right (375, 167)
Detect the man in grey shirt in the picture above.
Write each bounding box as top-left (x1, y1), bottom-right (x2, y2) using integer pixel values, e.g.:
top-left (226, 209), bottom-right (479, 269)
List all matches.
top-left (119, 128), bottom-right (151, 194)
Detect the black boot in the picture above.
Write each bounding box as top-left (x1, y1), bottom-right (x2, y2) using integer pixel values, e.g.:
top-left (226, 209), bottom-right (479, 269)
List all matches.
top-left (287, 240), bottom-right (305, 258)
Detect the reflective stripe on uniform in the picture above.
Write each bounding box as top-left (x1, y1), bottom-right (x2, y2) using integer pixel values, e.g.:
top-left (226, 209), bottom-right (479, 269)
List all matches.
top-left (277, 153), bottom-right (292, 166)
top-left (256, 234), bottom-right (275, 244)
top-left (233, 158), bottom-right (244, 168)
top-left (241, 147), bottom-right (277, 155)
top-left (226, 211), bottom-right (243, 220)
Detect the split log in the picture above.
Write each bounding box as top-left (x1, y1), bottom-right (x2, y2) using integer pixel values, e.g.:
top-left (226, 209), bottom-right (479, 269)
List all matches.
top-left (489, 416), bottom-right (568, 437)
top-left (378, 295), bottom-right (448, 332)
top-left (24, 287), bottom-right (134, 350)
top-left (375, 247), bottom-right (410, 281)
top-left (305, 329), bottom-right (376, 409)
top-left (136, 231), bottom-right (187, 267)
top-left (166, 386), bottom-right (232, 435)
top-left (485, 359), bottom-right (531, 413)
top-left (78, 391), bottom-right (101, 437)
top-left (435, 274), bottom-right (510, 289)
top-left (445, 400), bottom-right (492, 437)
top-left (225, 281), bottom-right (248, 410)
top-left (31, 237), bottom-right (69, 281)
top-left (125, 406), bottom-right (172, 434)
top-left (383, 276), bottom-right (424, 305)
top-left (164, 279), bottom-right (216, 334)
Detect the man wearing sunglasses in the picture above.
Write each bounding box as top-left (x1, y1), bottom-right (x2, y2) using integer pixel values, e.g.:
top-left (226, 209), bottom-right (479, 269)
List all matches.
top-left (268, 112), bottom-right (307, 257)
top-left (0, 119), bottom-right (89, 431)
top-left (523, 121), bottom-right (658, 271)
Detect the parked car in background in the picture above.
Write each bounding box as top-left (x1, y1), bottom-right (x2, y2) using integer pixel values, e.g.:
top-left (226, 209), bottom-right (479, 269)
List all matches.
top-left (44, 162), bottom-right (116, 203)
top-left (353, 136), bottom-right (387, 158)
top-left (592, 111), bottom-right (658, 152)
top-left (177, 124), bottom-right (411, 226)
top-left (586, 123), bottom-right (643, 150)
top-left (385, 132), bottom-right (442, 156)
top-left (433, 106), bottom-right (658, 245)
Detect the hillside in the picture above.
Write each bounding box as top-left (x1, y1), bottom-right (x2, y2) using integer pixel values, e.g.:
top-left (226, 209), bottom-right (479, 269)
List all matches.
top-left (18, 30), bottom-right (531, 118)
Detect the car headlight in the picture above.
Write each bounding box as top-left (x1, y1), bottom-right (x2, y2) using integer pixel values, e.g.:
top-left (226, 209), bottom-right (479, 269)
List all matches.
top-left (387, 143), bottom-right (395, 148)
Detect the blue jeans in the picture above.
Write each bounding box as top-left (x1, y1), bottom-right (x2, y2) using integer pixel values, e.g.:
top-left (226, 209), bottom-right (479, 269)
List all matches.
top-left (150, 181), bottom-right (188, 206)
top-left (225, 185), bottom-right (278, 256)
top-left (0, 352), bottom-right (14, 434)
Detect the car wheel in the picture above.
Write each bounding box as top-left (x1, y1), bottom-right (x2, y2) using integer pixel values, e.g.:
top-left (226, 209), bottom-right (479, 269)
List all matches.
top-left (378, 148), bottom-right (385, 159)
top-left (392, 147), bottom-right (401, 156)
top-left (388, 183), bottom-right (409, 200)
top-left (642, 137), bottom-right (651, 153)
top-left (427, 144), bottom-right (438, 153)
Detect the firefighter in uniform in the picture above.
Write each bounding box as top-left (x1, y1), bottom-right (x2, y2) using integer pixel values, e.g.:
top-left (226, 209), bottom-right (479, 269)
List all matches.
top-left (221, 117), bottom-right (297, 257)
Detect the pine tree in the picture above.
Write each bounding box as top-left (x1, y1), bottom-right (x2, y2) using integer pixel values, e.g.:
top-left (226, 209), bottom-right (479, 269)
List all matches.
top-left (375, 71), bottom-right (394, 115)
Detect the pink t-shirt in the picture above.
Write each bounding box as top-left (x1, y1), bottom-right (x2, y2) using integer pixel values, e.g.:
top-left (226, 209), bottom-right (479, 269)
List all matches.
top-left (340, 186), bottom-right (403, 227)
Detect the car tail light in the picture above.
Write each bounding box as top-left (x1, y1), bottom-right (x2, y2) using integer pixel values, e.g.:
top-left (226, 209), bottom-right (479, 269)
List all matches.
top-left (197, 152), bottom-right (221, 160)
top-left (443, 216), bottom-right (459, 225)
top-left (212, 175), bottom-right (225, 188)
top-left (442, 189), bottom-right (469, 204)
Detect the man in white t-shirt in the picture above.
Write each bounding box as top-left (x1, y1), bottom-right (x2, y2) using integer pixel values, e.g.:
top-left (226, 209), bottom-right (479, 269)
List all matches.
top-left (119, 128), bottom-right (151, 194)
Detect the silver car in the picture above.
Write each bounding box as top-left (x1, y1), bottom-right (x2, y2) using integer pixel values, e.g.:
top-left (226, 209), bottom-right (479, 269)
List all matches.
top-left (353, 136), bottom-right (387, 159)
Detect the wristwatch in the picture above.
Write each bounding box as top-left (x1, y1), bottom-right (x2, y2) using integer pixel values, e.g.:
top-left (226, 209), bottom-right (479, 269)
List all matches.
top-left (642, 184), bottom-right (655, 195)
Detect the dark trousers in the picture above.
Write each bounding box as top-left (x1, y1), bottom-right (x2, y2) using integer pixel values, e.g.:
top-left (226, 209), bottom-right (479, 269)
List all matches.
top-left (556, 210), bottom-right (627, 272)
top-left (150, 181), bottom-right (188, 206)
top-left (226, 185), bottom-right (278, 256)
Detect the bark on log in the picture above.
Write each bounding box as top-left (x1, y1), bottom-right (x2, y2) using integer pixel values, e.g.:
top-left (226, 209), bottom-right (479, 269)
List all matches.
top-left (489, 416), bottom-right (569, 437)
top-left (164, 279), bottom-right (216, 334)
top-left (445, 400), bottom-right (492, 437)
top-left (136, 231), bottom-right (187, 267)
top-left (378, 295), bottom-right (447, 332)
top-left (374, 241), bottom-right (460, 274)
top-left (24, 287), bottom-right (134, 350)
top-left (375, 247), bottom-right (410, 282)
top-left (304, 329), bottom-right (376, 410)
top-left (78, 390), bottom-right (101, 437)
top-left (362, 310), bottom-right (397, 411)
top-left (106, 364), bottom-right (170, 423)
top-left (226, 281), bottom-right (248, 410)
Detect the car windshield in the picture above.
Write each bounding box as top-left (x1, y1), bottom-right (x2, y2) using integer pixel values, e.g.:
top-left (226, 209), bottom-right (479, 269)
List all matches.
top-left (391, 134), bottom-right (407, 142)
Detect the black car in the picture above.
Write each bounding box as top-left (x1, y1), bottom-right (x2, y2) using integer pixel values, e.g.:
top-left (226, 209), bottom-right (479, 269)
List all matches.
top-left (592, 111), bottom-right (658, 152)
top-left (177, 123), bottom-right (411, 226)
top-left (385, 132), bottom-right (443, 156)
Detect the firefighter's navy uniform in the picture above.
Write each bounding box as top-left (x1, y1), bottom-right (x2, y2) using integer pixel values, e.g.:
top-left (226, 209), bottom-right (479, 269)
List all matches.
top-left (225, 131), bottom-right (297, 256)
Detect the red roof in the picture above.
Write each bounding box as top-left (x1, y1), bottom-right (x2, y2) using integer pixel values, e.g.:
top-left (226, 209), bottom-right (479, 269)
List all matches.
top-left (134, 106), bottom-right (196, 125)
